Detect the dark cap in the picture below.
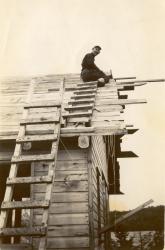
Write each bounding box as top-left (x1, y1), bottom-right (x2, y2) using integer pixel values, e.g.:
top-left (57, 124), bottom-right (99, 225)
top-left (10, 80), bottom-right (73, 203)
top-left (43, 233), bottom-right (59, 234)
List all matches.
top-left (92, 45), bottom-right (101, 50)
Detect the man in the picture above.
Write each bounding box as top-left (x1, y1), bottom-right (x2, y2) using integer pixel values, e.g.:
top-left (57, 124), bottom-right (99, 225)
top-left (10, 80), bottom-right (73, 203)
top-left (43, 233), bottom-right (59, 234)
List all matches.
top-left (81, 46), bottom-right (113, 86)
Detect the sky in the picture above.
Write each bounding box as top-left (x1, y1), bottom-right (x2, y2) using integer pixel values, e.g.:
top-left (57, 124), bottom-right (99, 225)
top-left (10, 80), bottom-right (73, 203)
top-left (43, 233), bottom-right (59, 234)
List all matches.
top-left (0, 0), bottom-right (164, 210)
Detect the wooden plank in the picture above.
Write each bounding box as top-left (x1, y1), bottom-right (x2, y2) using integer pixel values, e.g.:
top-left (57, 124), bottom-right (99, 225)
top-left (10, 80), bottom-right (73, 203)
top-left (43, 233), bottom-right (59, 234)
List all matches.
top-left (34, 170), bottom-right (88, 182)
top-left (117, 151), bottom-right (138, 158)
top-left (33, 237), bottom-right (89, 248)
top-left (54, 170), bottom-right (88, 181)
top-left (34, 202), bottom-right (88, 214)
top-left (64, 104), bottom-right (93, 111)
top-left (99, 199), bottom-right (154, 234)
top-left (34, 192), bottom-right (88, 202)
top-left (1, 200), bottom-right (49, 209)
top-left (7, 175), bottom-right (53, 184)
top-left (0, 152), bottom-right (55, 163)
top-left (74, 89), bottom-right (97, 94)
top-left (63, 111), bottom-right (92, 118)
top-left (34, 213), bottom-right (89, 225)
top-left (75, 86), bottom-right (97, 90)
top-left (56, 162), bottom-right (87, 171)
top-left (33, 181), bottom-right (88, 193)
top-left (71, 94), bottom-right (95, 99)
top-left (68, 98), bottom-right (95, 104)
top-left (127, 128), bottom-right (139, 134)
top-left (16, 134), bottom-right (57, 143)
top-left (34, 160), bottom-right (88, 171)
top-left (94, 99), bottom-right (147, 105)
top-left (87, 161), bottom-right (95, 249)
top-left (0, 244), bottom-right (32, 250)
top-left (20, 116), bottom-right (60, 125)
top-left (28, 107), bottom-right (58, 113)
top-left (11, 154), bottom-right (55, 163)
top-left (77, 81), bottom-right (97, 86)
top-left (0, 226), bottom-right (46, 236)
top-left (47, 225), bottom-right (89, 237)
top-left (57, 150), bottom-right (87, 160)
top-left (0, 125), bottom-right (126, 140)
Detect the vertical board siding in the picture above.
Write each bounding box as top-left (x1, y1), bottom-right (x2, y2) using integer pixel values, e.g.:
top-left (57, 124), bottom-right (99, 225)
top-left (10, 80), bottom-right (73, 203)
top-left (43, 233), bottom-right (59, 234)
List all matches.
top-left (91, 136), bottom-right (108, 183)
top-left (32, 149), bottom-right (89, 249)
top-left (90, 136), bottom-right (110, 250)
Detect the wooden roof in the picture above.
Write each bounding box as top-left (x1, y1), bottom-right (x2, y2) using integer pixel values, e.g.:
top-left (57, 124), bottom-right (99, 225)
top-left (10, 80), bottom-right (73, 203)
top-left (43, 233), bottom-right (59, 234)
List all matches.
top-left (0, 73), bottom-right (146, 140)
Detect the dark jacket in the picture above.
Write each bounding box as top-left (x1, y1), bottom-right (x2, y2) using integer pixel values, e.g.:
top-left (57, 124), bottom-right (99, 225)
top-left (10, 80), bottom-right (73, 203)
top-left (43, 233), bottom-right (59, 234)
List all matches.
top-left (81, 53), bottom-right (101, 71)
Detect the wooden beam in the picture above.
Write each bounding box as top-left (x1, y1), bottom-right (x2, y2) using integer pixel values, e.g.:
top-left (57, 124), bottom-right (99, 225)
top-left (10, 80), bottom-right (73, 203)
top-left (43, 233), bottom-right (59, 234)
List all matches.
top-left (74, 89), bottom-right (97, 95)
top-left (114, 77), bottom-right (136, 80)
top-left (16, 134), bottom-right (57, 143)
top-left (0, 125), bottom-right (128, 143)
top-left (24, 100), bottom-right (61, 108)
top-left (95, 99), bottom-right (147, 105)
top-left (117, 78), bottom-right (165, 84)
top-left (71, 94), bottom-right (96, 99)
top-left (77, 81), bottom-right (98, 86)
top-left (0, 244), bottom-right (32, 250)
top-left (1, 200), bottom-right (49, 209)
top-left (64, 104), bottom-right (93, 111)
top-left (6, 175), bottom-right (53, 185)
top-left (0, 226), bottom-right (46, 236)
top-left (99, 199), bottom-right (154, 234)
top-left (117, 151), bottom-right (138, 158)
top-left (11, 153), bottom-right (55, 163)
top-left (20, 116), bottom-right (60, 125)
top-left (75, 85), bottom-right (97, 90)
top-left (68, 98), bottom-right (95, 104)
top-left (127, 128), bottom-right (139, 134)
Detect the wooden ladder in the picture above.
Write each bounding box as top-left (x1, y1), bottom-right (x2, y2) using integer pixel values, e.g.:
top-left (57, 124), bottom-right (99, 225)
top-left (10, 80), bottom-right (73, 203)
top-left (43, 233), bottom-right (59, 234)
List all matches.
top-left (0, 79), bottom-right (64, 250)
top-left (63, 80), bottom-right (98, 125)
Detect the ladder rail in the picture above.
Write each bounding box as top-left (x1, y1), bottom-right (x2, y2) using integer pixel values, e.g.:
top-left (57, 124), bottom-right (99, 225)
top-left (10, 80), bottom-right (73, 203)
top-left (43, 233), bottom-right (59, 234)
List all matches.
top-left (0, 79), bottom-right (35, 230)
top-left (38, 78), bottom-right (65, 250)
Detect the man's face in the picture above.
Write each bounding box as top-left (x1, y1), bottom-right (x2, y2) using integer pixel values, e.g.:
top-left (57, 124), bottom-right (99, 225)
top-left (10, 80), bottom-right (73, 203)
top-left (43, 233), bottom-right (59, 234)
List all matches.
top-left (92, 47), bottom-right (101, 56)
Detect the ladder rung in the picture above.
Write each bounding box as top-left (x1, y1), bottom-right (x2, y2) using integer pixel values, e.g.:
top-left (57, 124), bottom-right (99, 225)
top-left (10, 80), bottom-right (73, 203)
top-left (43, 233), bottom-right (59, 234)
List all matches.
top-left (71, 94), bottom-right (96, 99)
top-left (11, 153), bottom-right (55, 163)
top-left (74, 89), bottom-right (97, 94)
top-left (68, 99), bottom-right (95, 105)
top-left (0, 226), bottom-right (46, 236)
top-left (1, 200), bottom-right (49, 210)
top-left (7, 175), bottom-right (53, 185)
top-left (77, 81), bottom-right (97, 86)
top-left (24, 101), bottom-right (61, 109)
top-left (75, 86), bottom-right (97, 90)
top-left (16, 134), bottom-right (57, 143)
top-left (20, 116), bottom-right (59, 125)
top-left (64, 104), bottom-right (93, 111)
top-left (0, 244), bottom-right (32, 250)
top-left (63, 111), bottom-right (92, 118)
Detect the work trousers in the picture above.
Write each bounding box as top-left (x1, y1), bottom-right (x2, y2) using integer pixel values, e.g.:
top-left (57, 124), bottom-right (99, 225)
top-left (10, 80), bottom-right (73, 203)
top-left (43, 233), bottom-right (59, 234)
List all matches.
top-left (81, 69), bottom-right (109, 83)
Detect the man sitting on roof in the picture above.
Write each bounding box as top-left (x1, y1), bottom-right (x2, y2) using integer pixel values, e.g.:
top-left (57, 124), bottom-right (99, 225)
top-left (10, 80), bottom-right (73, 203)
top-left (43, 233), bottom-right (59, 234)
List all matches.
top-left (81, 45), bottom-right (113, 86)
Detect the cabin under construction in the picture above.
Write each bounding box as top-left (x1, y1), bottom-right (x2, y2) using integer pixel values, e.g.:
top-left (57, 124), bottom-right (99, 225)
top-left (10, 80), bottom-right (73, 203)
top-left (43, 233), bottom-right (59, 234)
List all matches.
top-left (0, 74), bottom-right (159, 249)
